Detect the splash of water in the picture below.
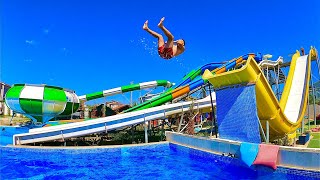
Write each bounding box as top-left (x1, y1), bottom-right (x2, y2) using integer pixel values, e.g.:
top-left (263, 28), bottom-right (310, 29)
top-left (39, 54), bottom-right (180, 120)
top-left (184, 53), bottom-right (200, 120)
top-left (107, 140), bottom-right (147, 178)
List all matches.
top-left (130, 37), bottom-right (159, 57)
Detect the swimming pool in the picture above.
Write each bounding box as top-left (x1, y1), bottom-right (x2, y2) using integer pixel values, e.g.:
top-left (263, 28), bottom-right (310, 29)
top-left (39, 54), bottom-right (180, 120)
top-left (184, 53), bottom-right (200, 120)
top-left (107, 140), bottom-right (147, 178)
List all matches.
top-left (0, 126), bottom-right (29, 146)
top-left (1, 143), bottom-right (319, 179)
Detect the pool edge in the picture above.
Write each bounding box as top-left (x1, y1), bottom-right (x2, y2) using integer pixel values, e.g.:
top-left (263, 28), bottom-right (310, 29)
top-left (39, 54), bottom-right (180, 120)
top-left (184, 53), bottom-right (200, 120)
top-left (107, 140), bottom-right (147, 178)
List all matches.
top-left (165, 131), bottom-right (320, 172)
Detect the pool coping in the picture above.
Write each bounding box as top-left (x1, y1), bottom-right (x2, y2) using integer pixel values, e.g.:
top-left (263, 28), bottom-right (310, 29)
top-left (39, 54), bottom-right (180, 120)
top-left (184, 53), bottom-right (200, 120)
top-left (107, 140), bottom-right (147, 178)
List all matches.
top-left (4, 141), bottom-right (169, 149)
top-left (165, 131), bottom-right (320, 172)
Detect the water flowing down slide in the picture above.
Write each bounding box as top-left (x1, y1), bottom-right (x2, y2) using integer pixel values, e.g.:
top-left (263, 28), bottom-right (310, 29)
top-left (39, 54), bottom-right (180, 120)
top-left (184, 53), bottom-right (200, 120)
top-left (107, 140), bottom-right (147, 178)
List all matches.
top-left (203, 47), bottom-right (318, 138)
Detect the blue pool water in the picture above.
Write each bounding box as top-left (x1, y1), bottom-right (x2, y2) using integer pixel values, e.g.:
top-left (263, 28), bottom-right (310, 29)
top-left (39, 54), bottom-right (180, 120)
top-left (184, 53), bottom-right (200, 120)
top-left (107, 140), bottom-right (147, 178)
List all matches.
top-left (0, 143), bottom-right (319, 179)
top-left (0, 126), bottom-right (29, 146)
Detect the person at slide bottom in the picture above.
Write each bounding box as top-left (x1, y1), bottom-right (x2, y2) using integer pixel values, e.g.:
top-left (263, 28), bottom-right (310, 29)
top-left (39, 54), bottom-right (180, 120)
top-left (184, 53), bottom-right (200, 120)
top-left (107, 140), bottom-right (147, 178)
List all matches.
top-left (143, 17), bottom-right (185, 60)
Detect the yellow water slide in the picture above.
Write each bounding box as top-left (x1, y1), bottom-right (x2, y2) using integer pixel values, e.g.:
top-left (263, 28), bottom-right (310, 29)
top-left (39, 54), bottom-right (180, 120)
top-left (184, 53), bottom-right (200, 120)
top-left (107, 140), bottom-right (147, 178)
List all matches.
top-left (202, 47), bottom-right (318, 138)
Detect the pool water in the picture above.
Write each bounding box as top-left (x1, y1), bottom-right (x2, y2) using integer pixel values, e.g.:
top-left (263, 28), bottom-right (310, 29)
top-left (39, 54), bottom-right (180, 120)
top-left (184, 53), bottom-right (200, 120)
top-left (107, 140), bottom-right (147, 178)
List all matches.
top-left (0, 143), bottom-right (319, 179)
top-left (0, 126), bottom-right (29, 146)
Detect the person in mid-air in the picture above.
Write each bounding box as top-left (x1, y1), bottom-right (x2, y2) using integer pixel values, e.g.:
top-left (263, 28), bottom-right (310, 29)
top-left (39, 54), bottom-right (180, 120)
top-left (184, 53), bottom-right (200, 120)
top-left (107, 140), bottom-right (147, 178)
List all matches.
top-left (143, 17), bottom-right (185, 60)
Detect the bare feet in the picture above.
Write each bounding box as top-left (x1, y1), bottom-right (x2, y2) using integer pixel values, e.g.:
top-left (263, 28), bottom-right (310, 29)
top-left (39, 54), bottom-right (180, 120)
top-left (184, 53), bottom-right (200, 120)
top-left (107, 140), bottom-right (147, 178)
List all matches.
top-left (143, 20), bottom-right (149, 30)
top-left (158, 17), bottom-right (165, 27)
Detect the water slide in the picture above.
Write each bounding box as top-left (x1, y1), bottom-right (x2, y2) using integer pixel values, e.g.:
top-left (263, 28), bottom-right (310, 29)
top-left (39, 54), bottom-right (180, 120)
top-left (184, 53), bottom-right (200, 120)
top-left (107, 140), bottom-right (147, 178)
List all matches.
top-left (78, 63), bottom-right (222, 103)
top-left (202, 48), bottom-right (318, 138)
top-left (4, 80), bottom-right (174, 124)
top-left (175, 63), bottom-right (223, 87)
top-left (122, 63), bottom-right (223, 112)
top-left (78, 80), bottom-right (174, 101)
top-left (125, 54), bottom-right (261, 113)
top-left (13, 94), bottom-right (214, 145)
top-left (11, 57), bottom-right (244, 144)
top-left (258, 56), bottom-right (283, 68)
top-left (12, 54), bottom-right (260, 144)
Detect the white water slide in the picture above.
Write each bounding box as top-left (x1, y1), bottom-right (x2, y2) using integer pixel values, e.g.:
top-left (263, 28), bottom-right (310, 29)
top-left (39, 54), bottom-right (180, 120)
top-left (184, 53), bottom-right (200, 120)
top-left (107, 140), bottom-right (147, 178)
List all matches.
top-left (13, 94), bottom-right (215, 145)
top-left (258, 56), bottom-right (284, 68)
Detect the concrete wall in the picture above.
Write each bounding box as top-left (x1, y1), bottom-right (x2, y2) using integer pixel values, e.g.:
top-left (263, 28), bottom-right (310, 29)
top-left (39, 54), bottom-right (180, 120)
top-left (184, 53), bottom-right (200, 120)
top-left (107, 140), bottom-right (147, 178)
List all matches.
top-left (165, 131), bottom-right (320, 171)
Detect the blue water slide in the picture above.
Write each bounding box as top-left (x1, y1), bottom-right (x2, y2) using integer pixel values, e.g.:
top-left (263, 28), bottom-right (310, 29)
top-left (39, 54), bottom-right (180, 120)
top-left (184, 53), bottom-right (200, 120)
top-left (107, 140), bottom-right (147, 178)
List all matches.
top-left (189, 78), bottom-right (205, 91)
top-left (175, 62), bottom-right (223, 88)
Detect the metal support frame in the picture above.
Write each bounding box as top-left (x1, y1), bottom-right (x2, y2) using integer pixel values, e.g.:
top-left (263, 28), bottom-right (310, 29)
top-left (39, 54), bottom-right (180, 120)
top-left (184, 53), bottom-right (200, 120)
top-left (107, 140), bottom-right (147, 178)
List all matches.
top-left (266, 66), bottom-right (269, 82)
top-left (160, 120), bottom-right (164, 141)
top-left (17, 137), bottom-right (21, 145)
top-left (143, 113), bottom-right (148, 143)
top-left (148, 120), bottom-right (151, 137)
top-left (314, 49), bottom-right (320, 126)
top-left (258, 120), bottom-right (267, 142)
top-left (180, 112), bottom-right (199, 133)
top-left (209, 85), bottom-right (218, 138)
top-left (308, 94), bottom-right (310, 130)
top-left (104, 123), bottom-right (108, 134)
top-left (9, 112), bottom-right (15, 126)
top-left (258, 120), bottom-right (269, 143)
top-left (177, 105), bottom-right (184, 132)
top-left (131, 125), bottom-right (134, 143)
top-left (71, 99), bottom-right (74, 120)
top-left (310, 76), bottom-right (317, 126)
top-left (275, 65), bottom-right (280, 100)
top-left (263, 62), bottom-right (286, 101)
top-left (180, 100), bottom-right (200, 133)
top-left (301, 110), bottom-right (305, 133)
top-left (266, 121), bottom-right (270, 143)
top-left (316, 50), bottom-right (320, 79)
top-left (60, 131), bottom-right (65, 142)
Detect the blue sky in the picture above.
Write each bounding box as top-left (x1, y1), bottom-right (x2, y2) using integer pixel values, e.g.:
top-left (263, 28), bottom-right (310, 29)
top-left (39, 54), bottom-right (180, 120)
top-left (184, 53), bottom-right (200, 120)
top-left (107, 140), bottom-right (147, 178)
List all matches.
top-left (1, 0), bottom-right (319, 104)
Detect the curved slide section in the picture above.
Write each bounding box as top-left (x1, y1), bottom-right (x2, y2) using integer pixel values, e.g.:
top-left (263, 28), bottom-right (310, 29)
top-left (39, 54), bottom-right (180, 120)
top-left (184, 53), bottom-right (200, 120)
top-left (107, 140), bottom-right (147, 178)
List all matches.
top-left (203, 48), bottom-right (317, 137)
top-left (258, 56), bottom-right (284, 68)
top-left (78, 80), bottom-right (174, 101)
top-left (13, 94), bottom-right (215, 145)
top-left (124, 77), bottom-right (208, 112)
top-left (178, 53), bottom-right (261, 88)
top-left (176, 62), bottom-right (223, 87)
top-left (125, 54), bottom-right (261, 113)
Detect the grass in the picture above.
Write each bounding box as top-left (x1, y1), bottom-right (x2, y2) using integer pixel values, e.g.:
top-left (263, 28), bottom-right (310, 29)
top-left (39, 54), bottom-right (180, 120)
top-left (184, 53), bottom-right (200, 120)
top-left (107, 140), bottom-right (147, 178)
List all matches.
top-left (308, 133), bottom-right (320, 148)
top-left (296, 123), bottom-right (320, 148)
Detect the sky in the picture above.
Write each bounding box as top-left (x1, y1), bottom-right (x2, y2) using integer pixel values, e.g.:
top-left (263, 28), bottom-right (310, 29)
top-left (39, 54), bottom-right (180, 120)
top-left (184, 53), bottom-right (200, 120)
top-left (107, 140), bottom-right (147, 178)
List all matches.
top-left (1, 0), bottom-right (320, 105)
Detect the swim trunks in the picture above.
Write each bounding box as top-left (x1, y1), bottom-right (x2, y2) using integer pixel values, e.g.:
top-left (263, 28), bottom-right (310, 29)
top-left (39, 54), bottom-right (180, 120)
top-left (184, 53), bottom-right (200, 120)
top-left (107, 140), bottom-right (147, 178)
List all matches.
top-left (158, 45), bottom-right (173, 59)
